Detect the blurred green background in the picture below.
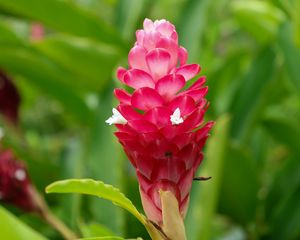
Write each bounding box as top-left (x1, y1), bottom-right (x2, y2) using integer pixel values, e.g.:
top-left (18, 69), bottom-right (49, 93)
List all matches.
top-left (0, 0), bottom-right (300, 239)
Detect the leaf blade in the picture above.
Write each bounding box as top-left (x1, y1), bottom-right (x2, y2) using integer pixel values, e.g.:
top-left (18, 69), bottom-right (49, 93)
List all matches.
top-left (46, 179), bottom-right (146, 225)
top-left (0, 206), bottom-right (47, 240)
top-left (0, 0), bottom-right (125, 47)
top-left (278, 23), bottom-right (300, 93)
top-left (230, 47), bottom-right (276, 141)
top-left (78, 237), bottom-right (124, 240)
top-left (34, 35), bottom-right (121, 91)
top-left (186, 114), bottom-right (230, 240)
top-left (0, 46), bottom-right (93, 123)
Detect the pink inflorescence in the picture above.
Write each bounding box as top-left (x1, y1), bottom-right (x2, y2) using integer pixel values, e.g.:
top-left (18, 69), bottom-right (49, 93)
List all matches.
top-left (0, 149), bottom-right (36, 212)
top-left (106, 18), bottom-right (214, 224)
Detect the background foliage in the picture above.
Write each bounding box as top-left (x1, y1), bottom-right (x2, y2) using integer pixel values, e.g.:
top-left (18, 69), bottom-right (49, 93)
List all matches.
top-left (0, 0), bottom-right (300, 239)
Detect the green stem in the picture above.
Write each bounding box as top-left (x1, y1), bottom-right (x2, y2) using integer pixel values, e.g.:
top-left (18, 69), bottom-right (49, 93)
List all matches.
top-left (29, 186), bottom-right (78, 240)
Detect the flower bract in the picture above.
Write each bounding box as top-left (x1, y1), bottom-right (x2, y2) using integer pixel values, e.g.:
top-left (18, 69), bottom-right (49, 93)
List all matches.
top-left (106, 18), bottom-right (214, 224)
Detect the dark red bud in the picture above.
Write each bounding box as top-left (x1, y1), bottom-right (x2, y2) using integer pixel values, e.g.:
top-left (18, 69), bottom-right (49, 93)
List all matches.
top-left (0, 149), bottom-right (36, 212)
top-left (0, 70), bottom-right (21, 125)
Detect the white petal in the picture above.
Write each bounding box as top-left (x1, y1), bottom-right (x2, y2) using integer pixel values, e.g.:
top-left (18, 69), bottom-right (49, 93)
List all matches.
top-left (170, 108), bottom-right (184, 125)
top-left (174, 108), bottom-right (181, 118)
top-left (105, 108), bottom-right (127, 125)
top-left (15, 169), bottom-right (26, 181)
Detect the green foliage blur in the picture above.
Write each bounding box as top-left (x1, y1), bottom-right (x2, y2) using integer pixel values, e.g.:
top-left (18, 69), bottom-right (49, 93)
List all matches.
top-left (0, 0), bottom-right (300, 239)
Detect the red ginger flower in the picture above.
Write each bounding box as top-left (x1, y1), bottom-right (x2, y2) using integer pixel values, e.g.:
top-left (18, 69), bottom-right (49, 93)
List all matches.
top-left (106, 19), bottom-right (214, 224)
top-left (0, 70), bottom-right (21, 124)
top-left (0, 149), bottom-right (37, 212)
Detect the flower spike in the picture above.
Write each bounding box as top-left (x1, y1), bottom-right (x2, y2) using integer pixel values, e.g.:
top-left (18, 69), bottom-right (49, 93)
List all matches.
top-left (0, 149), bottom-right (36, 211)
top-left (106, 18), bottom-right (213, 225)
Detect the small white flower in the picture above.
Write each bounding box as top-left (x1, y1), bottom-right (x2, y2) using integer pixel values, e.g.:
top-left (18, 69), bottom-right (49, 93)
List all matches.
top-left (0, 127), bottom-right (4, 140)
top-left (170, 108), bottom-right (184, 125)
top-left (105, 108), bottom-right (128, 125)
top-left (15, 169), bottom-right (26, 181)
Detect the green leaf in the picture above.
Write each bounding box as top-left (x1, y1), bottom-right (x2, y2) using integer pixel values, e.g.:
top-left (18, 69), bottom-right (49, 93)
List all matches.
top-left (177, 0), bottom-right (213, 62)
top-left (0, 21), bottom-right (23, 45)
top-left (116, 0), bottom-right (148, 40)
top-left (0, 46), bottom-right (93, 123)
top-left (278, 23), bottom-right (300, 93)
top-left (46, 179), bottom-right (146, 225)
top-left (262, 110), bottom-right (300, 155)
top-left (86, 91), bottom-right (124, 234)
top-left (218, 144), bottom-right (259, 225)
top-left (230, 47), bottom-right (276, 141)
top-left (34, 35), bottom-right (121, 92)
top-left (265, 155), bottom-right (300, 240)
top-left (231, 0), bottom-right (285, 43)
top-left (0, 206), bottom-right (47, 240)
top-left (149, 0), bottom-right (186, 25)
top-left (208, 49), bottom-right (249, 115)
top-left (292, 0), bottom-right (300, 47)
top-left (59, 137), bottom-right (86, 229)
top-left (0, 0), bottom-right (125, 47)
top-left (78, 237), bottom-right (124, 240)
top-left (78, 238), bottom-right (141, 240)
top-left (80, 222), bottom-right (115, 238)
top-left (269, 184), bottom-right (300, 240)
top-left (186, 114), bottom-right (230, 240)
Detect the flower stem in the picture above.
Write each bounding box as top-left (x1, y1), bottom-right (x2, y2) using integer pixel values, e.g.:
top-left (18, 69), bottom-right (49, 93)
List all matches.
top-left (29, 186), bottom-right (78, 240)
top-left (40, 209), bottom-right (77, 240)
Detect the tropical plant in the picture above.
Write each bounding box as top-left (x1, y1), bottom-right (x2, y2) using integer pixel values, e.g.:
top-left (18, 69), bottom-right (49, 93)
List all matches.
top-left (0, 0), bottom-right (300, 239)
